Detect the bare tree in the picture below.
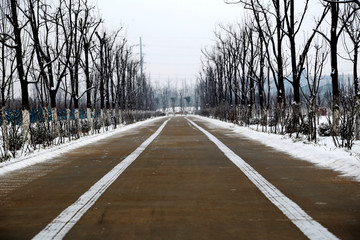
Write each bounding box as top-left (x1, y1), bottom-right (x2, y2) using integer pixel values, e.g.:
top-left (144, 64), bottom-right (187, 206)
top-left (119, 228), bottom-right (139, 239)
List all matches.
top-left (341, 2), bottom-right (360, 139)
top-left (301, 40), bottom-right (329, 142)
top-left (6, 0), bottom-right (33, 144)
top-left (104, 31), bottom-right (119, 127)
top-left (78, 0), bottom-right (101, 126)
top-left (316, 1), bottom-right (354, 139)
top-left (25, 0), bottom-right (75, 138)
top-left (114, 39), bottom-right (129, 123)
top-left (282, 0), bottom-right (329, 134)
top-left (329, 1), bottom-right (342, 138)
top-left (0, 3), bottom-right (16, 155)
top-left (240, 0), bottom-right (287, 130)
top-left (244, 24), bottom-right (258, 122)
top-left (61, 0), bottom-right (101, 137)
top-left (94, 30), bottom-right (119, 128)
top-left (0, 0), bottom-right (157, 157)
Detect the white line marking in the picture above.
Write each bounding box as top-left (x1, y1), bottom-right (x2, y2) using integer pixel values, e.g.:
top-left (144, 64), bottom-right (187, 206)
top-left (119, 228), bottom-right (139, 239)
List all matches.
top-left (187, 118), bottom-right (338, 240)
top-left (32, 119), bottom-right (169, 240)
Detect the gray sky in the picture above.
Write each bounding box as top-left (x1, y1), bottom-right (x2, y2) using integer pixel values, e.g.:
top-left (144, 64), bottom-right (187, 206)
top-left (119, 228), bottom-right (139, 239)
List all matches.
top-left (96, 0), bottom-right (244, 87)
top-left (96, 0), bottom-right (355, 89)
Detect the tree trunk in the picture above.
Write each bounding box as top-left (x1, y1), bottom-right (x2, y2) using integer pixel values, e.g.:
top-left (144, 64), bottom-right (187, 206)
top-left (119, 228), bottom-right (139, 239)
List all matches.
top-left (101, 108), bottom-right (106, 131)
top-left (354, 44), bottom-right (360, 139)
top-left (275, 0), bottom-right (285, 107)
top-left (74, 108), bottom-right (79, 138)
top-left (21, 110), bottom-right (30, 144)
top-left (2, 107), bottom-right (9, 153)
top-left (96, 33), bottom-right (106, 121)
top-left (49, 91), bottom-right (59, 138)
top-left (87, 107), bottom-right (92, 131)
top-left (51, 107), bottom-right (59, 138)
top-left (330, 2), bottom-right (340, 136)
top-left (107, 108), bottom-right (111, 129)
top-left (355, 96), bottom-right (360, 140)
top-left (10, 0), bottom-right (30, 111)
top-left (259, 37), bottom-right (265, 116)
top-left (84, 43), bottom-right (92, 112)
top-left (10, 0), bottom-right (30, 144)
top-left (67, 108), bottom-right (71, 141)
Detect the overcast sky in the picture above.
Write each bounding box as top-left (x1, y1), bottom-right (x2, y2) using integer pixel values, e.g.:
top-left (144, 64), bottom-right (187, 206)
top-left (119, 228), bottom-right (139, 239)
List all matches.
top-left (96, 0), bottom-right (354, 89)
top-left (96, 0), bottom-right (244, 87)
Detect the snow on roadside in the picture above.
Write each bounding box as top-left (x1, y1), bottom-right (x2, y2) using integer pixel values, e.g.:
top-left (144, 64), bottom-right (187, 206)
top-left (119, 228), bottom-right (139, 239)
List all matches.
top-left (195, 115), bottom-right (360, 183)
top-left (0, 117), bottom-right (166, 176)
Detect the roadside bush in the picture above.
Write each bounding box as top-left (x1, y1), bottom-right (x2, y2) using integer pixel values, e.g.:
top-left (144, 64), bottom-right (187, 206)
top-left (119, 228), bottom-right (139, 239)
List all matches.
top-left (197, 109), bottom-right (210, 117)
top-left (249, 118), bottom-right (260, 125)
top-left (59, 120), bottom-right (69, 138)
top-left (9, 127), bottom-right (23, 153)
top-left (0, 153), bottom-right (11, 162)
top-left (93, 119), bottom-right (102, 131)
top-left (268, 117), bottom-right (277, 127)
top-left (260, 115), bottom-right (267, 126)
top-left (318, 123), bottom-right (331, 136)
top-left (284, 116), bottom-right (309, 136)
top-left (123, 111), bottom-right (134, 124)
top-left (105, 118), bottom-right (111, 127)
top-left (339, 114), bottom-right (355, 149)
top-left (284, 116), bottom-right (296, 134)
top-left (299, 121), bottom-right (310, 135)
top-left (81, 120), bottom-right (91, 134)
top-left (211, 105), bottom-right (230, 121)
top-left (30, 124), bottom-right (55, 146)
top-left (155, 111), bottom-right (166, 117)
top-left (229, 107), bottom-right (237, 123)
top-left (69, 122), bottom-right (79, 136)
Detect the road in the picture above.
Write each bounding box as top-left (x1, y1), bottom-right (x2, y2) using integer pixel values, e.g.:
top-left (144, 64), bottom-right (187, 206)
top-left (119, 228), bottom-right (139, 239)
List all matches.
top-left (0, 116), bottom-right (359, 240)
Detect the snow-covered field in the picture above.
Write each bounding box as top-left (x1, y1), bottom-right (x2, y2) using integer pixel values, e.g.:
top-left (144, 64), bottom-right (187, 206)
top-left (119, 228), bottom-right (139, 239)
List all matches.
top-left (195, 115), bottom-right (360, 183)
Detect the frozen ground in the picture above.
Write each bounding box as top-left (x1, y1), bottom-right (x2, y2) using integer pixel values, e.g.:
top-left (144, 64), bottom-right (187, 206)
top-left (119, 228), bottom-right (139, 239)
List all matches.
top-left (0, 117), bottom-right (166, 176)
top-left (196, 115), bottom-right (360, 183)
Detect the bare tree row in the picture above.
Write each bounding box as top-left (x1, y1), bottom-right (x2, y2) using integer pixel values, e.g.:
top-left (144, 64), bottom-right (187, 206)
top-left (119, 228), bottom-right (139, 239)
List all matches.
top-left (0, 0), bottom-right (156, 159)
top-left (196, 0), bottom-right (360, 148)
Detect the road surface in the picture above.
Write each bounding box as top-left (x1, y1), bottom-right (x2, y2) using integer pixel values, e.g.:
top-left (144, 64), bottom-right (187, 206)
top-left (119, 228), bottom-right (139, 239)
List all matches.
top-left (0, 116), bottom-right (359, 240)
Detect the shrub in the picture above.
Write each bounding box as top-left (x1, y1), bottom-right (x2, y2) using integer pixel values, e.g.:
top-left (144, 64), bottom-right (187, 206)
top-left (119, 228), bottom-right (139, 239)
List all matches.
top-left (59, 120), bottom-right (69, 137)
top-left (249, 118), bottom-right (260, 125)
top-left (268, 117), bottom-right (277, 127)
top-left (30, 124), bottom-right (55, 145)
top-left (299, 121), bottom-right (310, 135)
top-left (9, 127), bottom-right (23, 153)
top-left (318, 122), bottom-right (331, 137)
top-left (81, 120), bottom-right (91, 134)
top-left (197, 109), bottom-right (210, 117)
top-left (69, 123), bottom-right (79, 136)
top-left (339, 114), bottom-right (355, 149)
top-left (260, 116), bottom-right (267, 126)
top-left (93, 119), bottom-right (102, 130)
top-left (0, 153), bottom-right (11, 162)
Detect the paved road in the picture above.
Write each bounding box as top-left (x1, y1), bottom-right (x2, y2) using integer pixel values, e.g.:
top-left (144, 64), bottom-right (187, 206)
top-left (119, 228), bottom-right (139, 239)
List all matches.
top-left (0, 116), bottom-right (359, 240)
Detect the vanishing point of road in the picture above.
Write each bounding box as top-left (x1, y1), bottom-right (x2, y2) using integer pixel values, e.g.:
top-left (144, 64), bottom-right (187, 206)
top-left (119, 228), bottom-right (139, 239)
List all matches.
top-left (0, 116), bottom-right (359, 240)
